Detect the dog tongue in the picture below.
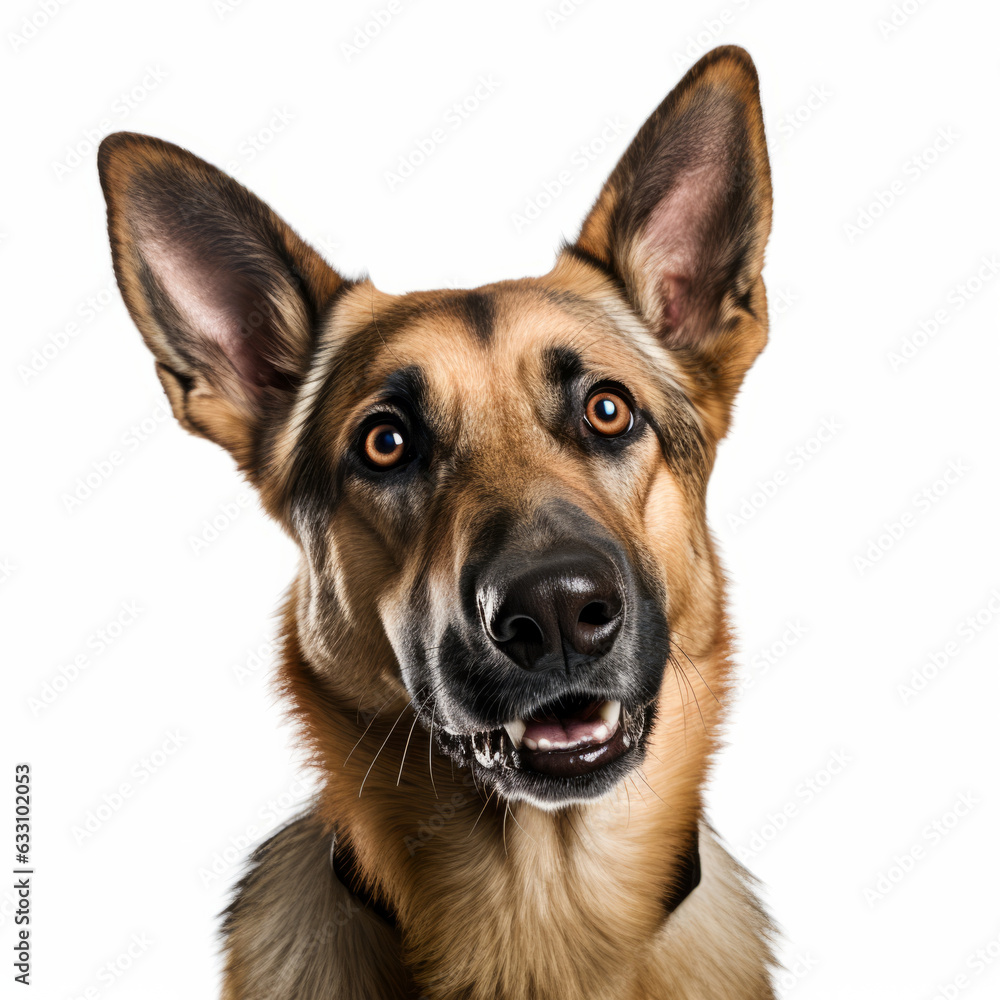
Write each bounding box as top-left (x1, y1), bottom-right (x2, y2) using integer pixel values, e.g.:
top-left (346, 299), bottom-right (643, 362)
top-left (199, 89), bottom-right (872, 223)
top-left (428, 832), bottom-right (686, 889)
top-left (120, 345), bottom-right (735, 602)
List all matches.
top-left (524, 717), bottom-right (599, 746)
top-left (523, 700), bottom-right (609, 749)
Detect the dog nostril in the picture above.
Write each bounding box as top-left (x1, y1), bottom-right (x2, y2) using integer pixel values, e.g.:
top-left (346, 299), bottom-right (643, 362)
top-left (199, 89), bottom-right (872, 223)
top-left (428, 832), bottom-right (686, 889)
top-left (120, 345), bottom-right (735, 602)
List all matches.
top-left (504, 615), bottom-right (544, 649)
top-left (578, 601), bottom-right (614, 627)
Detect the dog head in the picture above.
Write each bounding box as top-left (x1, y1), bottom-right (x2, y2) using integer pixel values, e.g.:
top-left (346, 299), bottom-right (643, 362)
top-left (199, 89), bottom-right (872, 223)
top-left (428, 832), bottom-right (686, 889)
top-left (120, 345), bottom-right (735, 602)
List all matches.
top-left (99, 46), bottom-right (770, 810)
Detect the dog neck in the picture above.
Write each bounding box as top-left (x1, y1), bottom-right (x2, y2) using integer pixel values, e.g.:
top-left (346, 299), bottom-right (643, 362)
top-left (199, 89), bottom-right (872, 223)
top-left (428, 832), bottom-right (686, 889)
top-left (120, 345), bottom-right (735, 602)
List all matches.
top-left (329, 821), bottom-right (701, 930)
top-left (282, 611), bottom-right (726, 999)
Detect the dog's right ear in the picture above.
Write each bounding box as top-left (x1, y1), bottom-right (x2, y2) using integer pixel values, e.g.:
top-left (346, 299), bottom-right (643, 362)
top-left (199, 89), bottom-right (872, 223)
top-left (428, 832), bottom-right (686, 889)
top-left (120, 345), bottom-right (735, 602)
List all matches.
top-left (98, 132), bottom-right (343, 473)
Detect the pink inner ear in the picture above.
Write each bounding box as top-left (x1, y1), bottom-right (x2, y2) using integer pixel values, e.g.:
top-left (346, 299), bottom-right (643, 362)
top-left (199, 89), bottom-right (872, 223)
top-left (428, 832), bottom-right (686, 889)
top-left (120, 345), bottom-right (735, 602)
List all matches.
top-left (145, 238), bottom-right (245, 359)
top-left (143, 236), bottom-right (285, 392)
top-left (640, 160), bottom-right (725, 340)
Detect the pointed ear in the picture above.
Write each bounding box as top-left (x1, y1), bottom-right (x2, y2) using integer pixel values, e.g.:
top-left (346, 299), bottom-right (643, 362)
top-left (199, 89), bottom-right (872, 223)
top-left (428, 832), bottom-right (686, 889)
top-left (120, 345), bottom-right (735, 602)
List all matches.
top-left (98, 132), bottom-right (343, 472)
top-left (572, 46), bottom-right (772, 410)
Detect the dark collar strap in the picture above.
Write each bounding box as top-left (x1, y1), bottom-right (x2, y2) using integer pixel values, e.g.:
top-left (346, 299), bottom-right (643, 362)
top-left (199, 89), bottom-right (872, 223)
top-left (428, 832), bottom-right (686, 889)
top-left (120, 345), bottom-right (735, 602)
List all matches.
top-left (331, 826), bottom-right (700, 929)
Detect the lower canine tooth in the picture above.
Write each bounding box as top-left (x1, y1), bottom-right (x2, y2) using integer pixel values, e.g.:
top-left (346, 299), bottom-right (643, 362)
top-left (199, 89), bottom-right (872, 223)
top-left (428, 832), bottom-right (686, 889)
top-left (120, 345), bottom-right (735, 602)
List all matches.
top-left (503, 720), bottom-right (526, 748)
top-left (598, 700), bottom-right (622, 727)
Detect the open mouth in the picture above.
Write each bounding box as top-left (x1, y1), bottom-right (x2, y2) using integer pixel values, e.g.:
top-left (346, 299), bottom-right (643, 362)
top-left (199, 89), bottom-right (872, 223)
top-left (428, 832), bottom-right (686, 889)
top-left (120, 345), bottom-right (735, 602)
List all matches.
top-left (451, 694), bottom-right (651, 804)
top-left (498, 697), bottom-right (626, 777)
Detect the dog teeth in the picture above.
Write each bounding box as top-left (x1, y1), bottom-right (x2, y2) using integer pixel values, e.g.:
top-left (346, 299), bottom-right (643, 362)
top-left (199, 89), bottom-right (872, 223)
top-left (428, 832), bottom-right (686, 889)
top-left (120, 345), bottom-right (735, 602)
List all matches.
top-left (501, 701), bottom-right (623, 756)
top-left (503, 719), bottom-right (526, 748)
top-left (598, 700), bottom-right (622, 727)
top-left (473, 731), bottom-right (499, 768)
top-left (589, 721), bottom-right (611, 743)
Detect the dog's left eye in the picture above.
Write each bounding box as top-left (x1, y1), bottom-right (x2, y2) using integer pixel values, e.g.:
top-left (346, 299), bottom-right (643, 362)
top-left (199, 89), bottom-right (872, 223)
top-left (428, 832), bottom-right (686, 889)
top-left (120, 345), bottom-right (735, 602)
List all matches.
top-left (584, 389), bottom-right (633, 437)
top-left (362, 421), bottom-right (408, 468)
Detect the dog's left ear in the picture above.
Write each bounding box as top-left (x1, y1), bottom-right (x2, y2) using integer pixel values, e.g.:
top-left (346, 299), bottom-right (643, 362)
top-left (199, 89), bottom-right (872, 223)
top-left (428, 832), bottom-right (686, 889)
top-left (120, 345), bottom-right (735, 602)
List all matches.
top-left (572, 45), bottom-right (771, 421)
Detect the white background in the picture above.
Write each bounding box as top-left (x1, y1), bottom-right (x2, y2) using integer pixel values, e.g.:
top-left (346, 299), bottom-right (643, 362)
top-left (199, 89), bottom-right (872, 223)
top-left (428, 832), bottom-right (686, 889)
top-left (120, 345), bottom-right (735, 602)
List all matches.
top-left (3, 1), bottom-right (999, 997)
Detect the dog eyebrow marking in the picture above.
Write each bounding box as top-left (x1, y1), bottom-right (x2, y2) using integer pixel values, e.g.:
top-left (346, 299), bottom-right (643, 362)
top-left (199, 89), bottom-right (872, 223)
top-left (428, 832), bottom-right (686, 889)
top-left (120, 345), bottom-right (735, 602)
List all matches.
top-left (452, 290), bottom-right (496, 344)
top-left (542, 345), bottom-right (585, 387)
top-left (540, 342), bottom-right (706, 483)
top-left (376, 364), bottom-right (426, 410)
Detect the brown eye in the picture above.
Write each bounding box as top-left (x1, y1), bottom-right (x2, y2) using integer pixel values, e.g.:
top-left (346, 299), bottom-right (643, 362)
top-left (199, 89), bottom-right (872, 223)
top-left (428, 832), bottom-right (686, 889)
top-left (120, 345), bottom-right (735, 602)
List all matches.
top-left (585, 390), bottom-right (633, 437)
top-left (363, 422), bottom-right (407, 468)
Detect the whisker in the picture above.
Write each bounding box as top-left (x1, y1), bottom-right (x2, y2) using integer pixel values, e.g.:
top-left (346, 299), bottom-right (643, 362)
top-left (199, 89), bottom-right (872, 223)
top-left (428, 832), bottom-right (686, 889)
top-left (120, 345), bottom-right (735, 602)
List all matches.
top-left (671, 656), bottom-right (690, 752)
top-left (428, 702), bottom-right (439, 800)
top-left (468, 787), bottom-right (497, 838)
top-left (673, 654), bottom-right (709, 733)
top-left (629, 776), bottom-right (649, 806)
top-left (671, 636), bottom-right (720, 704)
top-left (505, 805), bottom-right (536, 845)
top-left (637, 768), bottom-right (665, 804)
top-left (396, 684), bottom-right (430, 786)
top-left (359, 697), bottom-right (413, 797)
top-left (345, 689), bottom-right (399, 765)
top-left (562, 805), bottom-right (589, 848)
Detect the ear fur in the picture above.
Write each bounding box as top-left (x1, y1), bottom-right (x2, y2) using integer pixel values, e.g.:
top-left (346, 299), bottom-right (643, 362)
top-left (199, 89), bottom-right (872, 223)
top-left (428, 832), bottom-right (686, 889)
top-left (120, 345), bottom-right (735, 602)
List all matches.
top-left (572, 46), bottom-right (772, 415)
top-left (98, 132), bottom-right (343, 472)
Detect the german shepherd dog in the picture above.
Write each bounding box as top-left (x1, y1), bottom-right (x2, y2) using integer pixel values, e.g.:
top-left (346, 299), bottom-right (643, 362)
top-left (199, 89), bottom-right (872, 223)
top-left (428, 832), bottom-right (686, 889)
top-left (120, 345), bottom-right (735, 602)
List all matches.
top-left (98, 44), bottom-right (775, 1000)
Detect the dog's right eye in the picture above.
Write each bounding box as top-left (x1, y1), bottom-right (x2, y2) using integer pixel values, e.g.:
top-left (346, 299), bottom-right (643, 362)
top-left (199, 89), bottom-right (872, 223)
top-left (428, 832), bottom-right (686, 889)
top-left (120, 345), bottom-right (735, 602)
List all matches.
top-left (362, 421), bottom-right (408, 469)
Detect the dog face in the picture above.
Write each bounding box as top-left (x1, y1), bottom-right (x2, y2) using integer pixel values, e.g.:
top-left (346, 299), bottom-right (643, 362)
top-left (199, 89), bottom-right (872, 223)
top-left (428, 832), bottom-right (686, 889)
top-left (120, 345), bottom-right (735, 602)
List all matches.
top-left (294, 283), bottom-right (697, 809)
top-left (99, 46), bottom-right (770, 809)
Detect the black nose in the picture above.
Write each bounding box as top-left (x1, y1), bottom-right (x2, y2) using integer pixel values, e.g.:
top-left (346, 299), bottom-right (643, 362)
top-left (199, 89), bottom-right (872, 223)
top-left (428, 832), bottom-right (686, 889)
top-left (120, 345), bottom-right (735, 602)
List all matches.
top-left (480, 549), bottom-right (625, 671)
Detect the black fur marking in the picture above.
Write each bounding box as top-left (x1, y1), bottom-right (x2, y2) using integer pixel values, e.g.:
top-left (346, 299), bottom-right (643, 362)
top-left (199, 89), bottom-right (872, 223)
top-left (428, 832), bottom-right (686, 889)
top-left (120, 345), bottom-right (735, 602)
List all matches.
top-left (542, 345), bottom-right (585, 387)
top-left (734, 286), bottom-right (755, 318)
top-left (330, 835), bottom-right (398, 929)
top-left (559, 243), bottom-right (629, 296)
top-left (454, 290), bottom-right (496, 344)
top-left (662, 828), bottom-right (701, 915)
top-left (287, 305), bottom-right (422, 521)
top-left (377, 365), bottom-right (427, 412)
top-left (642, 392), bottom-right (707, 479)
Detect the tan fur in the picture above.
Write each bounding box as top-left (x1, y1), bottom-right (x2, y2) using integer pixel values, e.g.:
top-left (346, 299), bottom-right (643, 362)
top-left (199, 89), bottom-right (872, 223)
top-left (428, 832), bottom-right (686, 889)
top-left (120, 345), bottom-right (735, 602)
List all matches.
top-left (98, 44), bottom-right (778, 1000)
top-left (220, 256), bottom-right (777, 997)
top-left (97, 131), bottom-right (343, 475)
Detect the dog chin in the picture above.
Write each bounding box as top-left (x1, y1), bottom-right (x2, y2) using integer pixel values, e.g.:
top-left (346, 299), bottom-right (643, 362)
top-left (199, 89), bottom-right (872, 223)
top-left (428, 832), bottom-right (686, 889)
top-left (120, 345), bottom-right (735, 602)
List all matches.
top-left (436, 699), bottom-right (654, 811)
